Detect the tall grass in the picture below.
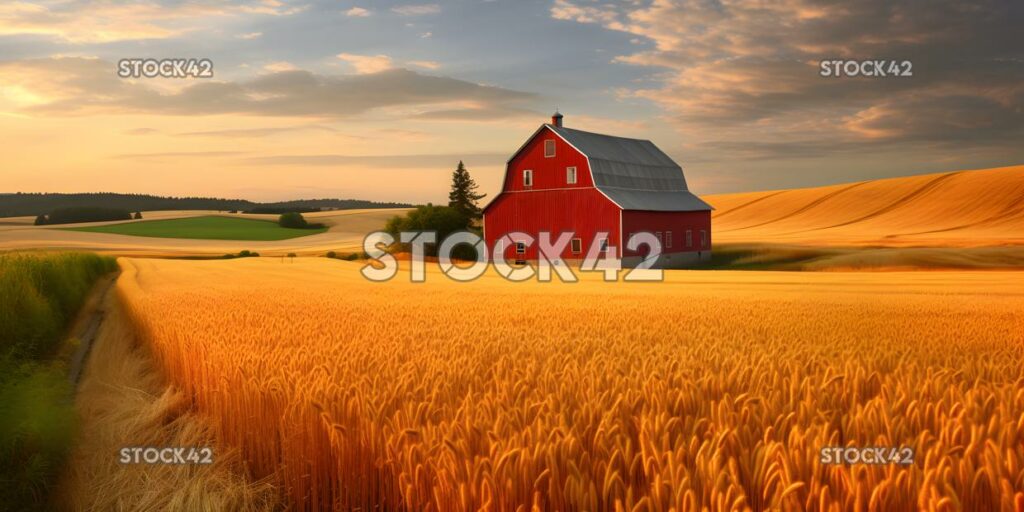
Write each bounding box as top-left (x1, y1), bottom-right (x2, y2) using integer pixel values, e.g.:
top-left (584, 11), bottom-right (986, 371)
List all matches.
top-left (0, 252), bottom-right (117, 360)
top-left (0, 251), bottom-right (117, 509)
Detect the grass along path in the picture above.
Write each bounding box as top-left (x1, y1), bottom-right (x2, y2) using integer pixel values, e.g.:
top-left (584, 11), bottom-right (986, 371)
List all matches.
top-left (64, 215), bottom-right (326, 241)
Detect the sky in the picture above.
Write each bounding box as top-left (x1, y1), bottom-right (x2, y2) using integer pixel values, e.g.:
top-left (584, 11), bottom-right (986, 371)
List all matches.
top-left (1, 0), bottom-right (1021, 204)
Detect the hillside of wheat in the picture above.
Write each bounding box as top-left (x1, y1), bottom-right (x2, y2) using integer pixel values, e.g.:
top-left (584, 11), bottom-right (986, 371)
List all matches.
top-left (113, 257), bottom-right (1024, 511)
top-left (705, 165), bottom-right (1024, 247)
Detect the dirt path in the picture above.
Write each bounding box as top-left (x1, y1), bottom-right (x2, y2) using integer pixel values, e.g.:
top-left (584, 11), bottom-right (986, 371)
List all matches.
top-left (66, 274), bottom-right (118, 387)
top-left (58, 274), bottom-right (280, 511)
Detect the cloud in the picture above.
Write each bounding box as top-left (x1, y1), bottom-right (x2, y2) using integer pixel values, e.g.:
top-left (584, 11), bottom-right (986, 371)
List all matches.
top-left (123, 127), bottom-right (159, 135)
top-left (413, 106), bottom-right (539, 121)
top-left (420, 31), bottom-right (432, 39)
top-left (550, 0), bottom-right (622, 28)
top-left (336, 53), bottom-right (394, 74)
top-left (375, 128), bottom-right (435, 141)
top-left (111, 151), bottom-right (245, 160)
top-left (408, 60), bottom-right (440, 70)
top-left (237, 31), bottom-right (263, 39)
top-left (0, 57), bottom-right (537, 119)
top-left (263, 61), bottom-right (298, 72)
top-left (552, 0), bottom-right (1024, 160)
top-left (345, 6), bottom-right (370, 17)
top-left (391, 4), bottom-right (440, 16)
top-left (0, 1), bottom-right (304, 43)
top-left (243, 152), bottom-right (506, 168)
top-left (176, 125), bottom-right (347, 138)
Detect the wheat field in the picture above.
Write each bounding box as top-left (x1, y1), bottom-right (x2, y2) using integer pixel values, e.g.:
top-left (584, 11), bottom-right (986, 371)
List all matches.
top-left (114, 257), bottom-right (1024, 511)
top-left (706, 165), bottom-right (1024, 247)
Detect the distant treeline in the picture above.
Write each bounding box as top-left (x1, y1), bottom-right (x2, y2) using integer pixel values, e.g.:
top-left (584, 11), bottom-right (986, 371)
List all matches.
top-left (0, 192), bottom-right (414, 218)
top-left (35, 206), bottom-right (134, 225)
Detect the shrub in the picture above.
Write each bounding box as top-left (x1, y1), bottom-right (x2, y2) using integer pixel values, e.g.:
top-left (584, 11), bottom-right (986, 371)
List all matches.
top-left (133, 212), bottom-right (143, 220)
top-left (224, 250), bottom-right (260, 259)
top-left (34, 215), bottom-right (48, 226)
top-left (385, 204), bottom-right (472, 257)
top-left (326, 251), bottom-right (337, 259)
top-left (279, 212), bottom-right (308, 229)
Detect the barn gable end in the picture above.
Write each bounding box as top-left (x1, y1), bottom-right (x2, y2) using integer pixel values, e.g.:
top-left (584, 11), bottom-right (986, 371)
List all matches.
top-left (483, 114), bottom-right (712, 268)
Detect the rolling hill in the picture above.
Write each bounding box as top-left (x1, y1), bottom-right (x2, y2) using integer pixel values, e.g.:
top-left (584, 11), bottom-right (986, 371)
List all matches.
top-left (0, 209), bottom-right (410, 256)
top-left (704, 165), bottom-right (1024, 247)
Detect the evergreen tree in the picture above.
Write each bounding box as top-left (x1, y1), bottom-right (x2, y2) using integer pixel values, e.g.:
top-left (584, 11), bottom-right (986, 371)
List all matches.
top-left (447, 161), bottom-right (486, 219)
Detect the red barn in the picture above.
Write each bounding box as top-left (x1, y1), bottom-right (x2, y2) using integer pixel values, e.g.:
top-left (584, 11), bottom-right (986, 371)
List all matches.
top-left (483, 113), bottom-right (713, 269)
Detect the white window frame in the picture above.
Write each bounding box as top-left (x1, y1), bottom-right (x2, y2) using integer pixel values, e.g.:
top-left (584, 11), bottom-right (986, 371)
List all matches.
top-left (516, 241), bottom-right (526, 254)
top-left (566, 166), bottom-right (577, 184)
top-left (570, 237), bottom-right (582, 254)
top-left (666, 231), bottom-right (673, 248)
top-left (522, 169), bottom-right (533, 187)
top-left (544, 139), bottom-right (556, 158)
top-left (701, 230), bottom-right (708, 248)
top-left (686, 230), bottom-right (693, 248)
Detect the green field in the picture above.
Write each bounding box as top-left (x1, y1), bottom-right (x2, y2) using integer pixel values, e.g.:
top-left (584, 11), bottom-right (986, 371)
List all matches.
top-left (65, 215), bottom-right (326, 241)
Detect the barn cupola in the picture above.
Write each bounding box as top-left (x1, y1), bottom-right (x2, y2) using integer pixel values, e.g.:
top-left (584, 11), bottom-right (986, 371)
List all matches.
top-left (551, 110), bottom-right (563, 127)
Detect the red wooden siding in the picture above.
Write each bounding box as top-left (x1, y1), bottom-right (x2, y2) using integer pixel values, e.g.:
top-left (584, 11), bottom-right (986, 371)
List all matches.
top-left (501, 127), bottom-right (593, 192)
top-left (485, 125), bottom-right (620, 261)
top-left (621, 210), bottom-right (711, 256)
top-left (484, 122), bottom-right (712, 265)
top-left (484, 188), bottom-right (620, 261)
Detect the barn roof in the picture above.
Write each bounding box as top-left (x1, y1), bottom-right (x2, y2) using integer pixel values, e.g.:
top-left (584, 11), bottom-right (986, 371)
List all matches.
top-left (547, 125), bottom-right (712, 212)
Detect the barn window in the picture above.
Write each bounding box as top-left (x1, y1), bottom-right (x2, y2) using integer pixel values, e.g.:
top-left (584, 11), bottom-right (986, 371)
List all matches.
top-left (686, 230), bottom-right (693, 248)
top-left (566, 166), bottom-right (577, 184)
top-left (666, 231), bottom-right (673, 248)
top-left (523, 169), bottom-right (533, 187)
top-left (571, 238), bottom-right (582, 254)
top-left (516, 242), bottom-right (526, 254)
top-left (700, 230), bottom-right (708, 248)
top-left (655, 231), bottom-right (663, 246)
top-left (544, 139), bottom-right (556, 158)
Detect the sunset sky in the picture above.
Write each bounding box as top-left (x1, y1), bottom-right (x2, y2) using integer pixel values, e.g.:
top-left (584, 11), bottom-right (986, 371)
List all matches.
top-left (1, 0), bottom-right (1021, 204)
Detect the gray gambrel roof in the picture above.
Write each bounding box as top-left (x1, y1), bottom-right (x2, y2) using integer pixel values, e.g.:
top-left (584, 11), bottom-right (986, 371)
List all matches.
top-left (547, 125), bottom-right (712, 212)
